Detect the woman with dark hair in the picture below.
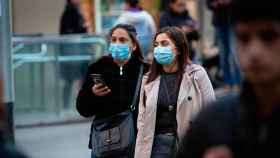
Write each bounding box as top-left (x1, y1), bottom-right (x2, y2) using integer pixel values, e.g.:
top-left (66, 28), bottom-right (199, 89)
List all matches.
top-left (134, 27), bottom-right (215, 158)
top-left (76, 24), bottom-right (149, 158)
top-left (60, 0), bottom-right (87, 34)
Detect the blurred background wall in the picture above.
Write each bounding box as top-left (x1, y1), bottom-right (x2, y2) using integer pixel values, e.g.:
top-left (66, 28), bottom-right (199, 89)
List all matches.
top-left (12, 0), bottom-right (65, 35)
top-left (11, 0), bottom-right (200, 35)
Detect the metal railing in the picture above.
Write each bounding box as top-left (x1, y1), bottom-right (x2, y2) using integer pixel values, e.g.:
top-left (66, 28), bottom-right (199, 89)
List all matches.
top-left (12, 34), bottom-right (108, 126)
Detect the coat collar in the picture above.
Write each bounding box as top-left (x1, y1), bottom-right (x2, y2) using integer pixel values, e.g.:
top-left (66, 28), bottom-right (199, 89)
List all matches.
top-left (143, 75), bottom-right (160, 94)
top-left (143, 64), bottom-right (201, 110)
top-left (177, 66), bottom-right (195, 111)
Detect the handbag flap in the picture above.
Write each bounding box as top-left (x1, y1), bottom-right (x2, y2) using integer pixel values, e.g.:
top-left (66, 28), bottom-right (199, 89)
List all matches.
top-left (93, 126), bottom-right (121, 148)
top-left (93, 111), bottom-right (131, 131)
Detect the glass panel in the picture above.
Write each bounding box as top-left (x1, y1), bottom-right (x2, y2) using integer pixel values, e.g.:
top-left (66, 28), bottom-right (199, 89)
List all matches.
top-left (101, 0), bottom-right (124, 33)
top-left (13, 34), bottom-right (108, 126)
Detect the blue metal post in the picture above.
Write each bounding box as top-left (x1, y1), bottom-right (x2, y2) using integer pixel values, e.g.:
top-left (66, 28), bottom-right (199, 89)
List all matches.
top-left (0, 0), bottom-right (15, 143)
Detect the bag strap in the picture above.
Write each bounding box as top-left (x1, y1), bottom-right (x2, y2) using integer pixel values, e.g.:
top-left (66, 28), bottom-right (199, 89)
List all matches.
top-left (130, 64), bottom-right (144, 111)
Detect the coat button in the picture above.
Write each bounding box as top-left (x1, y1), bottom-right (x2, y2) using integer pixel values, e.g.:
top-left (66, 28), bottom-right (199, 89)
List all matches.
top-left (187, 96), bottom-right (192, 101)
top-left (168, 105), bottom-right (174, 111)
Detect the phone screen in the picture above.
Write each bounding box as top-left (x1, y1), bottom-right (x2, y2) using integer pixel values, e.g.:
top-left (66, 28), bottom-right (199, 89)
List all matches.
top-left (91, 74), bottom-right (106, 85)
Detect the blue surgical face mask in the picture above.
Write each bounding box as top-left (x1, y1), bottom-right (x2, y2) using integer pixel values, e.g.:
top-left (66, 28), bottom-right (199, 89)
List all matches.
top-left (109, 43), bottom-right (132, 62)
top-left (153, 46), bottom-right (175, 65)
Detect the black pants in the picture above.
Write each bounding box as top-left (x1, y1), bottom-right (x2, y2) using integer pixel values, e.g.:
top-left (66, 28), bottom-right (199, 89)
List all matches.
top-left (151, 134), bottom-right (177, 158)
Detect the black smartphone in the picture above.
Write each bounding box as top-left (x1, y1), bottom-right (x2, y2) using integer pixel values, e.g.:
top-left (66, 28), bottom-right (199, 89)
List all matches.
top-left (91, 74), bottom-right (106, 85)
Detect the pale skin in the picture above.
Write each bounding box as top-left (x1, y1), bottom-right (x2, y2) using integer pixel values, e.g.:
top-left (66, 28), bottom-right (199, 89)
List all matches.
top-left (92, 28), bottom-right (136, 97)
top-left (154, 33), bottom-right (180, 73)
top-left (235, 21), bottom-right (280, 118)
top-left (203, 146), bottom-right (233, 158)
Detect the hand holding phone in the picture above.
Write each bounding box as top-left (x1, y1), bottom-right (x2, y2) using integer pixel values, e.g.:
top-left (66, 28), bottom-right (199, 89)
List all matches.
top-left (92, 84), bottom-right (111, 96)
top-left (91, 74), bottom-right (111, 96)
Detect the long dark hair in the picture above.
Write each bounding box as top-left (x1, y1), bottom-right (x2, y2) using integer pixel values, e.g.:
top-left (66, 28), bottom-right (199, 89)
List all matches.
top-left (60, 0), bottom-right (86, 34)
top-left (147, 27), bottom-right (191, 84)
top-left (65, 0), bottom-right (78, 12)
top-left (109, 24), bottom-right (144, 61)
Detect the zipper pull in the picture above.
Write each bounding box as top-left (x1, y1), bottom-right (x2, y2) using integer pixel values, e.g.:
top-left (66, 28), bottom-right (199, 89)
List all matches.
top-left (120, 66), bottom-right (123, 76)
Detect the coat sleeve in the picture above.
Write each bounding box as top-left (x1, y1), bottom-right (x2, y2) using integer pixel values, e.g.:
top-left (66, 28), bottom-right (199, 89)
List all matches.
top-left (134, 77), bottom-right (147, 158)
top-left (76, 64), bottom-right (105, 118)
top-left (195, 67), bottom-right (216, 106)
top-left (136, 77), bottom-right (147, 130)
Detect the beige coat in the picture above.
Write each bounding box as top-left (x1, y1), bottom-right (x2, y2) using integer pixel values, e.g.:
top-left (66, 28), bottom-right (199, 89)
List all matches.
top-left (134, 64), bottom-right (216, 158)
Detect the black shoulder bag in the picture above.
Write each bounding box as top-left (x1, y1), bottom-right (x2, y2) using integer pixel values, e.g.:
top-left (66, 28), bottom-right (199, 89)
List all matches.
top-left (91, 65), bottom-right (144, 158)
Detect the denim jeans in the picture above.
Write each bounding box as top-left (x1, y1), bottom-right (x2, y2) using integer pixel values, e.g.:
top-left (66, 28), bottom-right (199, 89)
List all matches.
top-left (215, 25), bottom-right (242, 86)
top-left (151, 134), bottom-right (177, 158)
top-left (91, 151), bottom-right (128, 158)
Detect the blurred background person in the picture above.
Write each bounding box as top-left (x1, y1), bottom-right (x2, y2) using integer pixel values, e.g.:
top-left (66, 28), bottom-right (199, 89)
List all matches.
top-left (160, 0), bottom-right (170, 11)
top-left (76, 24), bottom-right (149, 158)
top-left (60, 0), bottom-right (87, 35)
top-left (59, 0), bottom-right (89, 110)
top-left (116, 0), bottom-right (157, 60)
top-left (207, 0), bottom-right (242, 92)
top-left (176, 0), bottom-right (280, 157)
top-left (134, 27), bottom-right (215, 158)
top-left (160, 0), bottom-right (200, 61)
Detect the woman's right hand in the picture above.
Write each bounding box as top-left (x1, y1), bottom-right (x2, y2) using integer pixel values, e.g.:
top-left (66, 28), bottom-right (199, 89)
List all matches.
top-left (92, 84), bottom-right (111, 97)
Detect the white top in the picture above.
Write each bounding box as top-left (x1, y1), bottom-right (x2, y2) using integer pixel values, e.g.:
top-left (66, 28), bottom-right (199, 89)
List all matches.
top-left (116, 10), bottom-right (157, 37)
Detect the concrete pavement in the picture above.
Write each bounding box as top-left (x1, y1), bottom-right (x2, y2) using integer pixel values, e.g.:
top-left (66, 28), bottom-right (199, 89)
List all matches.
top-left (15, 122), bottom-right (92, 158)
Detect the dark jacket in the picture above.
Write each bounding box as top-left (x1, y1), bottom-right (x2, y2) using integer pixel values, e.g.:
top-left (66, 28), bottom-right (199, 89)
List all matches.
top-left (0, 142), bottom-right (27, 158)
top-left (176, 82), bottom-right (280, 158)
top-left (59, 2), bottom-right (87, 34)
top-left (207, 0), bottom-right (231, 26)
top-left (160, 9), bottom-right (199, 60)
top-left (76, 55), bottom-right (149, 148)
top-left (160, 10), bottom-right (199, 41)
top-left (160, 10), bottom-right (193, 28)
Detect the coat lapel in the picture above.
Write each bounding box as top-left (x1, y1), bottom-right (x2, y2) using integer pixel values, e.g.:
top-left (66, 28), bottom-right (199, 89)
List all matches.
top-left (143, 76), bottom-right (160, 114)
top-left (177, 72), bottom-right (192, 112)
top-left (141, 76), bottom-right (161, 156)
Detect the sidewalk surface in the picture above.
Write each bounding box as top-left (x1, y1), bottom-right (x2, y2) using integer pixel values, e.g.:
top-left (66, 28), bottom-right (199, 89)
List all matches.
top-left (15, 122), bottom-right (92, 158)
